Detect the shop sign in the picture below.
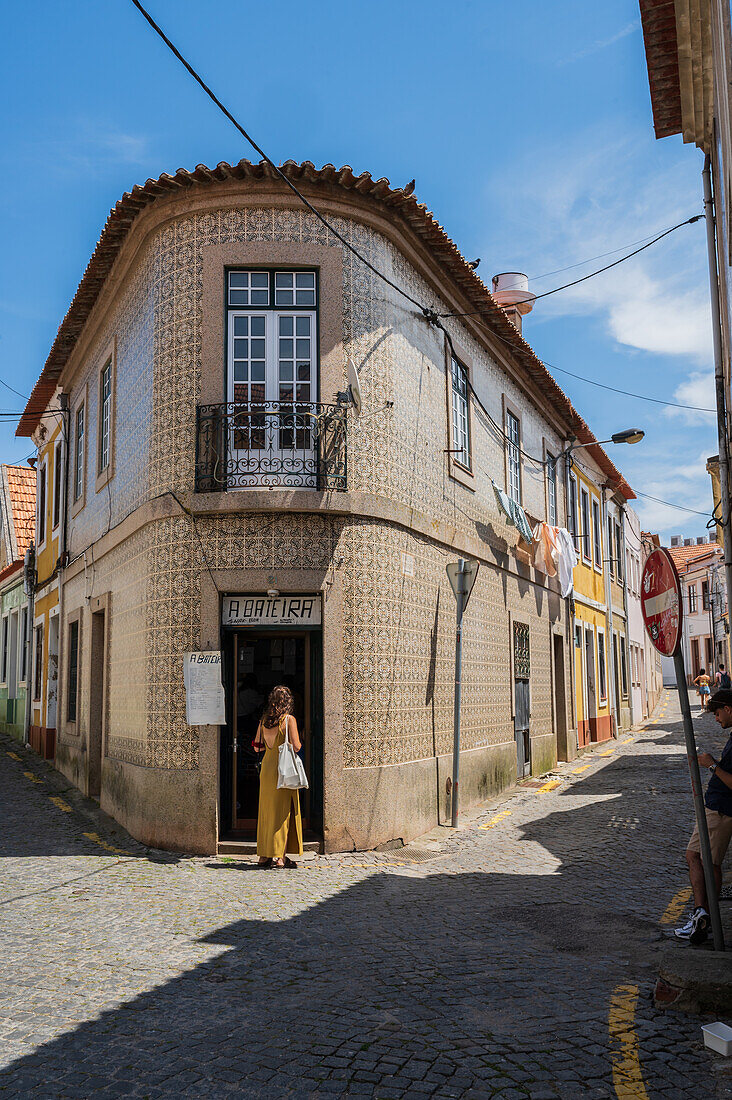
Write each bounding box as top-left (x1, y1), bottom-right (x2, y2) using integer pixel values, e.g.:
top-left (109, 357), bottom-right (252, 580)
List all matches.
top-left (222, 594), bottom-right (321, 627)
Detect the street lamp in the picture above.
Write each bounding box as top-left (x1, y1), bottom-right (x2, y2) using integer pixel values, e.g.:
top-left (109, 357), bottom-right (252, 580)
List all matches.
top-left (567, 428), bottom-right (645, 455)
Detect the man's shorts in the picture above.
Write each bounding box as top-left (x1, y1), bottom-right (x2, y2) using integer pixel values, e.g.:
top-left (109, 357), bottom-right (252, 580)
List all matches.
top-left (687, 808), bottom-right (732, 864)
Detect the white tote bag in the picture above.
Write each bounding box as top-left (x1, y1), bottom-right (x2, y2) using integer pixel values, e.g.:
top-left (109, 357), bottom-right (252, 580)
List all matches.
top-left (277, 716), bottom-right (308, 790)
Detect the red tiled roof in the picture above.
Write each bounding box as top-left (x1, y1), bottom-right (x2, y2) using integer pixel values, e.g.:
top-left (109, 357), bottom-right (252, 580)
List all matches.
top-left (639, 0), bottom-right (683, 139)
top-left (16, 160), bottom-right (634, 498)
top-left (668, 543), bottom-right (719, 573)
top-left (5, 464), bottom-right (36, 559)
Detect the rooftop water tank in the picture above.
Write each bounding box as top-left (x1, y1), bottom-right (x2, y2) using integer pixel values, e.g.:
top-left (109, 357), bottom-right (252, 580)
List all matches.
top-left (491, 272), bottom-right (536, 317)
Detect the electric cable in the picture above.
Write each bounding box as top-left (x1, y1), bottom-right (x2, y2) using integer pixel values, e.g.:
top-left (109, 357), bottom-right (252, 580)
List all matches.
top-left (129, 0), bottom-right (425, 313)
top-left (0, 378), bottom-right (29, 401)
top-left (528, 220), bottom-right (701, 282)
top-left (438, 215), bottom-right (703, 318)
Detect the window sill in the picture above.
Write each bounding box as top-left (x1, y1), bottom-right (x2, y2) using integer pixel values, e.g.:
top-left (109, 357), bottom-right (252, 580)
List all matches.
top-left (448, 459), bottom-right (475, 492)
top-left (70, 495), bottom-right (85, 519)
top-left (95, 464), bottom-right (113, 494)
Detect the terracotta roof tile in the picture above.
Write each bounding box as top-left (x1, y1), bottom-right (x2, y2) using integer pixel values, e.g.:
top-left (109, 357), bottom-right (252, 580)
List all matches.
top-left (17, 159), bottom-right (634, 498)
top-left (639, 0), bottom-right (683, 139)
top-left (668, 543), bottom-right (718, 573)
top-left (5, 464), bottom-right (36, 559)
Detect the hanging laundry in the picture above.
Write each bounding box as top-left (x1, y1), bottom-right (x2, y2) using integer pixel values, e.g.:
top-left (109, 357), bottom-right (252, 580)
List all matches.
top-left (492, 482), bottom-right (534, 545)
top-left (553, 527), bottom-right (578, 598)
top-left (532, 522), bottom-right (558, 578)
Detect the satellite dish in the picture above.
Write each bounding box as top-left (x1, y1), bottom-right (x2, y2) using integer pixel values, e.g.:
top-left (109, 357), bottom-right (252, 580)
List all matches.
top-left (347, 358), bottom-right (362, 416)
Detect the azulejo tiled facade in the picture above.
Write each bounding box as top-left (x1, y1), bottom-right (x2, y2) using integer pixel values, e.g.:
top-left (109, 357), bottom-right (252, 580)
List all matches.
top-left (18, 163), bottom-right (635, 854)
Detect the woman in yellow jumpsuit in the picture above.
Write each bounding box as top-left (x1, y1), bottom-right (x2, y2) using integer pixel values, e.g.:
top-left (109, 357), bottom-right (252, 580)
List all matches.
top-left (253, 685), bottom-right (304, 867)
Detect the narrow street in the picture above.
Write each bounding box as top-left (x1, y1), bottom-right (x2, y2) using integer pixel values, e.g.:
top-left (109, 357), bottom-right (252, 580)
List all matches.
top-left (0, 690), bottom-right (730, 1099)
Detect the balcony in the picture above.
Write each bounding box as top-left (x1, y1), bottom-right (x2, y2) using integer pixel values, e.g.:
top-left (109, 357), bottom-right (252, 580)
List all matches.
top-left (195, 401), bottom-right (347, 492)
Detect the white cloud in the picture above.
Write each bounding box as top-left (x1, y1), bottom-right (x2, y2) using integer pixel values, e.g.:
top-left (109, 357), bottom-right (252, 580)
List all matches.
top-left (663, 370), bottom-right (717, 425)
top-left (558, 20), bottom-right (640, 65)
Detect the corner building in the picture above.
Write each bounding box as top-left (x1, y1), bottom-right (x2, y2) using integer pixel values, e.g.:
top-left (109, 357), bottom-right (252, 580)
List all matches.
top-left (18, 161), bottom-right (633, 854)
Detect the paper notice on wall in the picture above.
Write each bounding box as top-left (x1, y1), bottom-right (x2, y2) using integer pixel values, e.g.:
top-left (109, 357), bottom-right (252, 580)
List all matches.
top-left (183, 652), bottom-right (226, 725)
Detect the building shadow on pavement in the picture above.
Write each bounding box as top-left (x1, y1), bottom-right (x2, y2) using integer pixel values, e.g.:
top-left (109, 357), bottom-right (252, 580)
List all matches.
top-left (0, 742), bottom-right (719, 1097)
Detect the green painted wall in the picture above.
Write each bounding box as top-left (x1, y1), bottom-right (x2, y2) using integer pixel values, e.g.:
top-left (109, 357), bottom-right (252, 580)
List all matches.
top-left (0, 577), bottom-right (29, 744)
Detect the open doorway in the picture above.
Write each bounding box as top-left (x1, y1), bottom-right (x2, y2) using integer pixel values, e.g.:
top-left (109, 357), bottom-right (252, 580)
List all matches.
top-left (553, 634), bottom-right (569, 761)
top-left (221, 629), bottom-right (323, 840)
top-left (88, 607), bottom-right (107, 798)
top-left (584, 627), bottom-right (596, 740)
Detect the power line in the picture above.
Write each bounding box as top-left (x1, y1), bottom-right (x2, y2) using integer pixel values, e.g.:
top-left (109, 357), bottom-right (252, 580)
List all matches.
top-left (528, 220), bottom-right (697, 282)
top-left (438, 215), bottom-right (703, 319)
top-left (631, 489), bottom-right (712, 517)
top-left (129, 0), bottom-right (426, 313)
top-left (543, 362), bottom-right (715, 413)
top-left (0, 378), bottom-right (29, 401)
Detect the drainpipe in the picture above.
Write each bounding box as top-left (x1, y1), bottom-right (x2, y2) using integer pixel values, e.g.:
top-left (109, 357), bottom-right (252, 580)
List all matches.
top-left (602, 488), bottom-right (618, 738)
top-left (703, 154), bottom-right (732, 650)
top-left (620, 505), bottom-right (635, 727)
top-left (563, 445), bottom-right (578, 749)
top-left (23, 542), bottom-right (35, 749)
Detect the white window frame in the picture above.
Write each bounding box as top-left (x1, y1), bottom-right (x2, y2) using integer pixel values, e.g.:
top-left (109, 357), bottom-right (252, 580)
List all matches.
top-left (591, 497), bottom-right (602, 572)
top-left (505, 409), bottom-right (522, 505)
top-left (52, 435), bottom-right (64, 533)
top-left (580, 487), bottom-right (591, 565)
top-left (74, 401), bottom-right (85, 504)
top-left (688, 584), bottom-right (697, 613)
top-left (0, 613), bottom-right (7, 687)
top-left (546, 453), bottom-right (558, 526)
top-left (32, 620), bottom-right (43, 703)
top-left (18, 604), bottom-right (28, 685)
top-left (569, 473), bottom-right (580, 551)
top-left (450, 356), bottom-right (471, 471)
top-left (37, 457), bottom-right (48, 552)
top-left (597, 626), bottom-right (608, 703)
top-left (98, 358), bottom-right (112, 476)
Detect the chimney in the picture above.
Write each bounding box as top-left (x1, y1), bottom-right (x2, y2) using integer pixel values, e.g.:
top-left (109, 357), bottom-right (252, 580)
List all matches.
top-left (670, 536), bottom-right (682, 547)
top-left (684, 538), bottom-right (693, 546)
top-left (491, 273), bottom-right (536, 334)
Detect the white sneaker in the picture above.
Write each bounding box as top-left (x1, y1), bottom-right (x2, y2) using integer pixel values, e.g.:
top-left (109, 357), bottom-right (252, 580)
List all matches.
top-left (674, 907), bottom-right (709, 944)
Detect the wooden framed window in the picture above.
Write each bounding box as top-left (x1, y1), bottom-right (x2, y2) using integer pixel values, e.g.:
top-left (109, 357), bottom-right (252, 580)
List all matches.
top-left (506, 409), bottom-right (522, 504)
top-left (546, 454), bottom-right (557, 526)
top-left (592, 499), bottom-right (601, 569)
top-left (19, 606), bottom-right (28, 683)
top-left (450, 357), bottom-right (471, 470)
top-left (67, 619), bottom-right (80, 723)
top-left (580, 488), bottom-right (591, 564)
top-left (702, 580), bottom-right (710, 610)
top-left (620, 637), bottom-right (628, 697)
top-left (33, 625), bottom-right (43, 701)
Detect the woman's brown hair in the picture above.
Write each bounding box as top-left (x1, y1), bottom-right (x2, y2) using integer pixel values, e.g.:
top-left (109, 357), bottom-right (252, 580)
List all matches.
top-left (263, 684), bottom-right (294, 726)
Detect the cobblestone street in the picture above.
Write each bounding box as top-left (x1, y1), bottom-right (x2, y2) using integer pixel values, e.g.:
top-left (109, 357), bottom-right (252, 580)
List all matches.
top-left (1, 689), bottom-right (731, 1099)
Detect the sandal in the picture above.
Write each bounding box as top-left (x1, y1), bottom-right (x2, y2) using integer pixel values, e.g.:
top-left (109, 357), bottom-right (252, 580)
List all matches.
top-left (271, 858), bottom-right (285, 868)
top-left (283, 857), bottom-right (298, 868)
top-left (258, 858), bottom-right (273, 869)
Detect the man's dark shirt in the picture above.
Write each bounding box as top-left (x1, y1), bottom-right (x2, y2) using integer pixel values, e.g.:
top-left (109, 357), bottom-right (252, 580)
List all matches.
top-left (705, 733), bottom-right (732, 816)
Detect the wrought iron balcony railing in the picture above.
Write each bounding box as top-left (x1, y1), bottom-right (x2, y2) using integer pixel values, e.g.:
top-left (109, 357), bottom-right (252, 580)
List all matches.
top-left (195, 401), bottom-right (347, 492)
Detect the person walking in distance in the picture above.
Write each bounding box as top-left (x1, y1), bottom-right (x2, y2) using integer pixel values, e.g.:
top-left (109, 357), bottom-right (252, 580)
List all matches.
top-left (253, 685), bottom-right (304, 869)
top-left (675, 689), bottom-right (732, 944)
top-left (715, 664), bottom-right (731, 690)
top-left (693, 668), bottom-right (713, 713)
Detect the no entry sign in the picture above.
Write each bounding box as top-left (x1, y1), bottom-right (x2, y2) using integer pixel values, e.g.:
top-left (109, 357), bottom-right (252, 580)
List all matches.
top-left (641, 547), bottom-right (683, 657)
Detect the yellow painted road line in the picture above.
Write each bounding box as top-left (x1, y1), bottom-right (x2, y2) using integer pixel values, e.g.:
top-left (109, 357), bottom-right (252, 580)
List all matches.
top-left (620, 737), bottom-right (634, 744)
top-left (599, 748), bottom-right (617, 757)
top-left (479, 810), bottom-right (512, 829)
top-left (49, 796), bottom-right (72, 813)
top-left (537, 780), bottom-right (561, 792)
top-left (23, 771), bottom-right (43, 784)
top-left (5, 751), bottom-right (21, 761)
top-left (608, 984), bottom-right (649, 1099)
top-left (660, 886), bottom-right (692, 926)
top-left (82, 832), bottom-right (133, 857)
top-left (573, 764), bottom-right (592, 773)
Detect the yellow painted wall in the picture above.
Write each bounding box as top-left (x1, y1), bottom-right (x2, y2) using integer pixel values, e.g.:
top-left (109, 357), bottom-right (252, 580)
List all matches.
top-left (31, 422), bottom-right (62, 731)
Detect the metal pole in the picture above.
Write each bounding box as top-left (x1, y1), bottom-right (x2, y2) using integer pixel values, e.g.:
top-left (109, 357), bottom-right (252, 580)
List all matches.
top-left (602, 489), bottom-right (618, 737)
top-left (620, 507), bottom-right (635, 727)
top-left (674, 649), bottom-right (725, 951)
top-left (451, 558), bottom-right (466, 828)
top-left (703, 155), bottom-right (732, 653)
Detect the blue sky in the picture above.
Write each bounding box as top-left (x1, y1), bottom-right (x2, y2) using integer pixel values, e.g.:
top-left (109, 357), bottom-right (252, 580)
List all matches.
top-left (0, 0), bottom-right (716, 539)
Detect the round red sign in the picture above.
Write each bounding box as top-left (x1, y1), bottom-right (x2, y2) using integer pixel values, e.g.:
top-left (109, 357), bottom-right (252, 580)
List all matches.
top-left (641, 547), bottom-right (683, 657)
